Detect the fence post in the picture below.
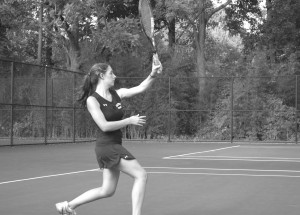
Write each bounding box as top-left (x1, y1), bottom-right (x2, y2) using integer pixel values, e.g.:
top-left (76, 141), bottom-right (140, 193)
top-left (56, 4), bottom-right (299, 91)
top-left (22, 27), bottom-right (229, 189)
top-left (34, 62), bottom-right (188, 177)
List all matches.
top-left (168, 76), bottom-right (171, 142)
top-left (230, 77), bottom-right (234, 144)
top-left (72, 72), bottom-right (76, 143)
top-left (50, 78), bottom-right (53, 138)
top-left (296, 76), bottom-right (298, 144)
top-left (10, 62), bottom-right (14, 146)
top-left (44, 67), bottom-right (48, 145)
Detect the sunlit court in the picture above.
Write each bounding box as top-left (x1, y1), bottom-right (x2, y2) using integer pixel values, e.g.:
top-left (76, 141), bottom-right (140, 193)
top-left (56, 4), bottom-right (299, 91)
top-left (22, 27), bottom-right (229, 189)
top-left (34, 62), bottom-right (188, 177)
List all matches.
top-left (1, 142), bottom-right (300, 215)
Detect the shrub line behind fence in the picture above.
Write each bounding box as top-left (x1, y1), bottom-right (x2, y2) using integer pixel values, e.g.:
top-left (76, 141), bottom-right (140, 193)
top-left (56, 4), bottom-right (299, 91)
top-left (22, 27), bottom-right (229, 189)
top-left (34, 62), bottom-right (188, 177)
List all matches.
top-left (0, 59), bottom-right (299, 146)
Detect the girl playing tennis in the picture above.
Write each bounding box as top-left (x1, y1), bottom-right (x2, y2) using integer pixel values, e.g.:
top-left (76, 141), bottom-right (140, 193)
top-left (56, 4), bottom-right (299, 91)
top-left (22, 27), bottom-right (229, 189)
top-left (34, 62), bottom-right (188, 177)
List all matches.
top-left (55, 54), bottom-right (162, 215)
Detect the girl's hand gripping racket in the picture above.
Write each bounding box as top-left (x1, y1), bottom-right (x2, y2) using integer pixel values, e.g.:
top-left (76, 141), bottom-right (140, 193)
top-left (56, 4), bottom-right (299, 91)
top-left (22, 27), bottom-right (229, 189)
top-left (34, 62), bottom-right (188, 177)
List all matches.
top-left (139, 0), bottom-right (162, 72)
top-left (151, 53), bottom-right (162, 75)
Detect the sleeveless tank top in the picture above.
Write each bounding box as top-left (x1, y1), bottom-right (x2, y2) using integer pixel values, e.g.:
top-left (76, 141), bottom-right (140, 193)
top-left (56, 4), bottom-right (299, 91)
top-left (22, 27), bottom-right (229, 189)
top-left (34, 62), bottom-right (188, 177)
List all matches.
top-left (91, 89), bottom-right (124, 146)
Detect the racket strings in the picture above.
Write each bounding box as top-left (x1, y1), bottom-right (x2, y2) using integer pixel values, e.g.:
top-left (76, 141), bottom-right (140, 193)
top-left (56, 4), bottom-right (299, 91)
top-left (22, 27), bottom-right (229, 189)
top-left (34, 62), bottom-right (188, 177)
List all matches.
top-left (139, 0), bottom-right (154, 37)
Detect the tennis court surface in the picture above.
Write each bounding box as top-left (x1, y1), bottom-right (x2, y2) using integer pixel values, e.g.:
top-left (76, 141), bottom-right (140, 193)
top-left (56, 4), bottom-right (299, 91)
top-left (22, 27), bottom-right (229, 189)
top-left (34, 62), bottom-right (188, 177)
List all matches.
top-left (1, 141), bottom-right (300, 215)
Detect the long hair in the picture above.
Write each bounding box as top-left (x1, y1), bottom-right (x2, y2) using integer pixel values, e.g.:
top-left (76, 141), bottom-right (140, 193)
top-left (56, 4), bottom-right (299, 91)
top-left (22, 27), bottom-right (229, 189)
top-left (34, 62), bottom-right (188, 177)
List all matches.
top-left (77, 63), bottom-right (110, 108)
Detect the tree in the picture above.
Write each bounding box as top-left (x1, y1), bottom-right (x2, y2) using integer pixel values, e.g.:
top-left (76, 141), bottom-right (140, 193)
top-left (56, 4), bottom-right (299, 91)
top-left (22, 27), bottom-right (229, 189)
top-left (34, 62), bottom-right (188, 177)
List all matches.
top-left (45, 0), bottom-right (91, 71)
top-left (166, 0), bottom-right (233, 96)
top-left (262, 0), bottom-right (300, 64)
top-left (0, 0), bottom-right (37, 60)
top-left (43, 0), bottom-right (142, 71)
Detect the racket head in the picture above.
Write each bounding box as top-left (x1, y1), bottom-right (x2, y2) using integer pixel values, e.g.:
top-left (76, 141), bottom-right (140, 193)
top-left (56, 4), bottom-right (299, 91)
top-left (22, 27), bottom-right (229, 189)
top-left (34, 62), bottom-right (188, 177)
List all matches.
top-left (139, 0), bottom-right (156, 52)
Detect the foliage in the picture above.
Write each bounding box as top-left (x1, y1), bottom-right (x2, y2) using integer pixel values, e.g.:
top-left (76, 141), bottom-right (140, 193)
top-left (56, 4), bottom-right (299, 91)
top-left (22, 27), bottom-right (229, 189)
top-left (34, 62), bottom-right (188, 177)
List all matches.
top-left (203, 50), bottom-right (297, 141)
top-left (0, 0), bottom-right (38, 61)
top-left (260, 0), bottom-right (300, 62)
top-left (96, 17), bottom-right (141, 56)
top-left (0, 0), bottom-right (300, 143)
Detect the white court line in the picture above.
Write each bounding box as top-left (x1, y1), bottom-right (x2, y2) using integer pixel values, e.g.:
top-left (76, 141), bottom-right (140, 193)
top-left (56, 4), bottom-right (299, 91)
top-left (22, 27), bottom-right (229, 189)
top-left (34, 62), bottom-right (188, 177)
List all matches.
top-left (166, 157), bottom-right (300, 162)
top-left (147, 171), bottom-right (300, 178)
top-left (145, 166), bottom-right (300, 173)
top-left (163, 145), bottom-right (240, 159)
top-left (180, 155), bottom-right (300, 160)
top-left (239, 146), bottom-right (300, 149)
top-left (0, 169), bottom-right (100, 185)
top-left (1, 165), bottom-right (300, 185)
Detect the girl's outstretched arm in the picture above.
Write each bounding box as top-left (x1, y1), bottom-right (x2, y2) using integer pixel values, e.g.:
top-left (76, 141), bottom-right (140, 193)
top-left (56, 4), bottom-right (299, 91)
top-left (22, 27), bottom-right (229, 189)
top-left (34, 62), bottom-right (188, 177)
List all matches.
top-left (117, 54), bottom-right (162, 99)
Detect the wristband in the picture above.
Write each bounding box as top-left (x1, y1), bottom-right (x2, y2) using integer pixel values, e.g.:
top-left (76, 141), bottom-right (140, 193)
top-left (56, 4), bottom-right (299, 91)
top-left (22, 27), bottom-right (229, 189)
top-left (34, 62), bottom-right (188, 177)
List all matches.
top-left (149, 74), bottom-right (156, 78)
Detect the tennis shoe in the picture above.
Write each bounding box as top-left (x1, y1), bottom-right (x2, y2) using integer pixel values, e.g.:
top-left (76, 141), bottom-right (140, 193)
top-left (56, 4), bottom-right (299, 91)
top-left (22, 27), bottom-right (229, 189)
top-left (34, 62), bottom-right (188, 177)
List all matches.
top-left (55, 201), bottom-right (77, 215)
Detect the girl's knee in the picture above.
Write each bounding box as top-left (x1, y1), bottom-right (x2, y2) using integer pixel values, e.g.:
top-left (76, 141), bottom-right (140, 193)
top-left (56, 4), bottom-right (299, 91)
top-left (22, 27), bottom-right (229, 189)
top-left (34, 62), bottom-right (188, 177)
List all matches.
top-left (101, 187), bottom-right (116, 198)
top-left (137, 169), bottom-right (148, 182)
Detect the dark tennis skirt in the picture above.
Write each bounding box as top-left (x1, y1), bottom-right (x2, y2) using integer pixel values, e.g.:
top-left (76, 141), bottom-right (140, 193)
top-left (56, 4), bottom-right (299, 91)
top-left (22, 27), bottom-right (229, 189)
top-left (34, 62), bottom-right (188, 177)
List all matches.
top-left (94, 143), bottom-right (135, 169)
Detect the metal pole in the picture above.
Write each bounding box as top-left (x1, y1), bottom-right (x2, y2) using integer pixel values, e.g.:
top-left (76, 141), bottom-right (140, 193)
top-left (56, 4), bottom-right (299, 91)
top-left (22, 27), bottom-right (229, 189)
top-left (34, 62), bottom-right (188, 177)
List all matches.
top-left (296, 76), bottom-right (298, 144)
top-left (199, 77), bottom-right (201, 143)
top-left (168, 77), bottom-right (171, 142)
top-left (44, 67), bottom-right (48, 144)
top-left (72, 73), bottom-right (76, 143)
top-left (51, 78), bottom-right (53, 138)
top-left (230, 77), bottom-right (234, 144)
top-left (10, 62), bottom-right (14, 146)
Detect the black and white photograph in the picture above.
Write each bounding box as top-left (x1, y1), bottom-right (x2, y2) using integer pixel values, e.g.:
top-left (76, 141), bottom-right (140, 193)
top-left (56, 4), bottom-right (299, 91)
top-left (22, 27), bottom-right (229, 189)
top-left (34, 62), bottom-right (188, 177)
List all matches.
top-left (1, 0), bottom-right (300, 215)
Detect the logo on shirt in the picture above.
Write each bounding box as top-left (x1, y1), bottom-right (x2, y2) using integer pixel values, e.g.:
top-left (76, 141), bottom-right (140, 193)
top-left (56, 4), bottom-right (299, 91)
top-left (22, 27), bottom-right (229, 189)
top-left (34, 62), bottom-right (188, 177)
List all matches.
top-left (103, 104), bottom-right (107, 107)
top-left (116, 103), bottom-right (122, 109)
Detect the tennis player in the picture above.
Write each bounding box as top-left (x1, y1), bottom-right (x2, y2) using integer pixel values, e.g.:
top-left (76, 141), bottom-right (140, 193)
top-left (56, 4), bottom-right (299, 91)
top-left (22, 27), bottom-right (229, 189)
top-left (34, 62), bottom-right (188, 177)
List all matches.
top-left (55, 54), bottom-right (162, 215)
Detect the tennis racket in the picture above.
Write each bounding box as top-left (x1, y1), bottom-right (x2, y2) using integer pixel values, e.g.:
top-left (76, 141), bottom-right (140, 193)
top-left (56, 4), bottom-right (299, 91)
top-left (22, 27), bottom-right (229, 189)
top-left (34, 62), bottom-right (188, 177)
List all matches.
top-left (138, 0), bottom-right (161, 69)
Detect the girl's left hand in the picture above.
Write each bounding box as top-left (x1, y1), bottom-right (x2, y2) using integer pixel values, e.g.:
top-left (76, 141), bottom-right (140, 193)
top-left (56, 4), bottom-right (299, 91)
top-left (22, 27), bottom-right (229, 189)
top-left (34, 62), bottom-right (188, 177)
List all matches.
top-left (151, 53), bottom-right (162, 76)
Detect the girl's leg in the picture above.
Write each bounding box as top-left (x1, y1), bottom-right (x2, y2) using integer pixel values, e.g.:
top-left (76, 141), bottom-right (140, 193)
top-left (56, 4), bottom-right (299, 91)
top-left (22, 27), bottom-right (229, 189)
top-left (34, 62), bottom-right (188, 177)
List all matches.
top-left (68, 168), bottom-right (120, 209)
top-left (117, 159), bottom-right (148, 215)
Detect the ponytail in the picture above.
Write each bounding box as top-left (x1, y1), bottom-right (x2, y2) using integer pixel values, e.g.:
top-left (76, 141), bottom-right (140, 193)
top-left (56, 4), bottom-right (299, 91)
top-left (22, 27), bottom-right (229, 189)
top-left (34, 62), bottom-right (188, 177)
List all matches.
top-left (77, 63), bottom-right (110, 108)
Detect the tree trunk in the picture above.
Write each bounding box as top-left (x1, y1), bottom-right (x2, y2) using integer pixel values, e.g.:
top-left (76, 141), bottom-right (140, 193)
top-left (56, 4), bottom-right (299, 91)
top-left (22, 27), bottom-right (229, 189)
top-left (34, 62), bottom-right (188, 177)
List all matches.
top-left (266, 0), bottom-right (276, 64)
top-left (0, 23), bottom-right (8, 58)
top-left (195, 0), bottom-right (207, 96)
top-left (45, 7), bottom-right (54, 66)
top-left (194, 0), bottom-right (232, 97)
top-left (65, 18), bottom-right (81, 71)
top-left (37, 1), bottom-right (43, 65)
top-left (168, 17), bottom-right (176, 49)
top-left (45, 34), bottom-right (53, 66)
top-left (66, 42), bottom-right (81, 71)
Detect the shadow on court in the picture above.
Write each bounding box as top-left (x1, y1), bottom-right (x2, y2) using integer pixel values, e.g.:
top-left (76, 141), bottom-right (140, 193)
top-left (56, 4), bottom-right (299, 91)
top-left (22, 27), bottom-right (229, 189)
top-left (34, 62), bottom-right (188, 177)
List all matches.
top-left (0, 141), bottom-right (300, 215)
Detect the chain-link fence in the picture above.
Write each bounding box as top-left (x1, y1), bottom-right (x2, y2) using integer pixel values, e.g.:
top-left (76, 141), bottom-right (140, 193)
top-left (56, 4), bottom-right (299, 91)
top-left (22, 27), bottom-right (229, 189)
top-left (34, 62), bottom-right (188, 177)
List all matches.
top-left (0, 59), bottom-right (95, 146)
top-left (0, 59), bottom-right (299, 146)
